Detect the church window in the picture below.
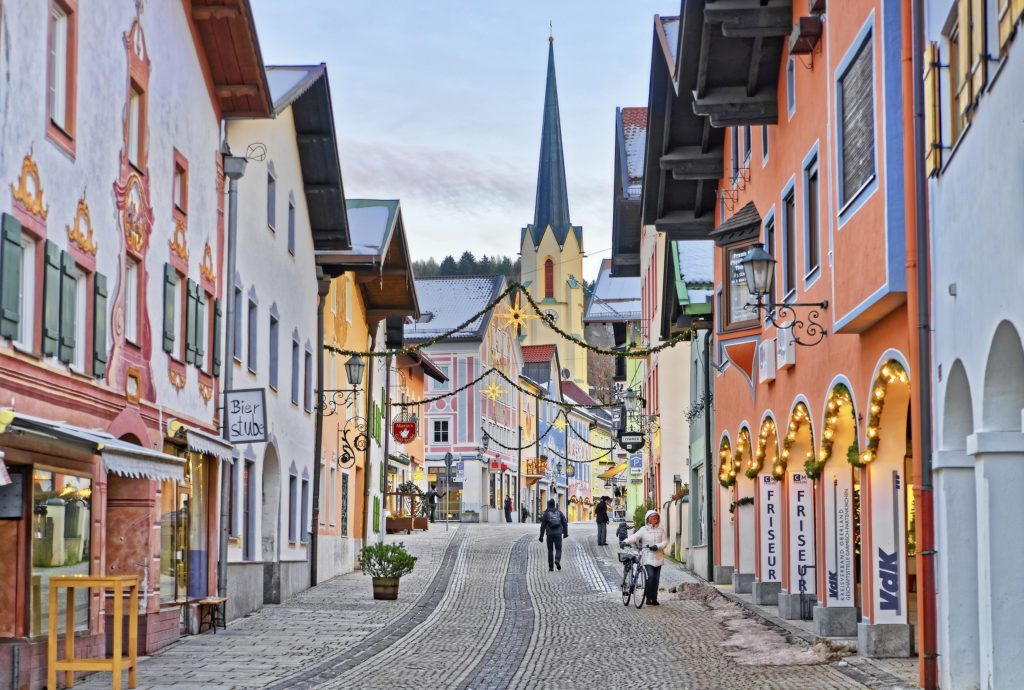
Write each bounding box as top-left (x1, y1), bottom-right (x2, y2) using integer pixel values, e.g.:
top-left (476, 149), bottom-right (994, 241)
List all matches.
top-left (544, 259), bottom-right (554, 299)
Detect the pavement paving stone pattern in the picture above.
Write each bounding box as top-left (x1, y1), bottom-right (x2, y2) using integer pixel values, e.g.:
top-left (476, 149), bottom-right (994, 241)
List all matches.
top-left (73, 524), bottom-right (920, 690)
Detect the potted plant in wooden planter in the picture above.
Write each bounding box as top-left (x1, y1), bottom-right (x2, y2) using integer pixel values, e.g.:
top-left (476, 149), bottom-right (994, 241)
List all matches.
top-left (359, 541), bottom-right (417, 600)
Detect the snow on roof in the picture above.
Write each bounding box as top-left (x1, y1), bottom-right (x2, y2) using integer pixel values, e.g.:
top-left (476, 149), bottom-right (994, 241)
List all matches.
top-left (344, 200), bottom-right (398, 256)
top-left (661, 17), bottom-right (680, 67)
top-left (404, 275), bottom-right (503, 341)
top-left (676, 240), bottom-right (714, 285)
top-left (584, 261), bottom-right (642, 322)
top-left (621, 107), bottom-right (647, 184)
top-left (266, 65), bottom-right (324, 111)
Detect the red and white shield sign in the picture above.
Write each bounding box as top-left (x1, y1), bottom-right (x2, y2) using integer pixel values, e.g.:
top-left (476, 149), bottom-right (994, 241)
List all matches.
top-left (392, 421), bottom-right (416, 443)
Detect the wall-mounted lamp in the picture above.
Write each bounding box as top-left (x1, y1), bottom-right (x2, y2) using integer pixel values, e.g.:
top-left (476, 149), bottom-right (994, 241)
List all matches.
top-left (740, 243), bottom-right (829, 347)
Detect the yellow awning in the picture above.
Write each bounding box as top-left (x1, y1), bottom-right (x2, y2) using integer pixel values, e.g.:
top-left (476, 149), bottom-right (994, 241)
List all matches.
top-left (598, 463), bottom-right (627, 480)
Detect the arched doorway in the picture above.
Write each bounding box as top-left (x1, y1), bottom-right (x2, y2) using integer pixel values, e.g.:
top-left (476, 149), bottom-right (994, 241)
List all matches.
top-left (261, 444), bottom-right (280, 604)
top-left (732, 427), bottom-right (756, 592)
top-left (778, 402), bottom-right (815, 619)
top-left (715, 436), bottom-right (736, 584)
top-left (813, 383), bottom-right (860, 637)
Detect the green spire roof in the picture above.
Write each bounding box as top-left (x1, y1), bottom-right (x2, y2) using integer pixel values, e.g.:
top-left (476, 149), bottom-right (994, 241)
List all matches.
top-left (526, 40), bottom-right (581, 249)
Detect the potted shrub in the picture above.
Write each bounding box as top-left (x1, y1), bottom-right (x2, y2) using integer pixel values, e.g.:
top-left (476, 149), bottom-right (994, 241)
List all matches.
top-left (360, 541), bottom-right (417, 600)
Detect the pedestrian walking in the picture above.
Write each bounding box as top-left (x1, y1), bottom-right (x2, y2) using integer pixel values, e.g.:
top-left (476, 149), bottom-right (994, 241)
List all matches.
top-left (595, 496), bottom-right (610, 545)
top-left (621, 509), bottom-right (669, 605)
top-left (426, 485), bottom-right (441, 523)
top-left (538, 498), bottom-right (568, 571)
top-left (615, 518), bottom-right (630, 543)
top-left (504, 495), bottom-right (513, 523)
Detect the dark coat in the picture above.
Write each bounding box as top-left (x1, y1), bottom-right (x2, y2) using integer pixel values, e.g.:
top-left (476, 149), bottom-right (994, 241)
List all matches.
top-left (595, 500), bottom-right (609, 524)
top-left (539, 507), bottom-right (568, 539)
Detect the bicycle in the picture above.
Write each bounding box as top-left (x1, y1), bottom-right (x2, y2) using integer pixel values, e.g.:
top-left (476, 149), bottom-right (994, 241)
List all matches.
top-left (618, 544), bottom-right (651, 609)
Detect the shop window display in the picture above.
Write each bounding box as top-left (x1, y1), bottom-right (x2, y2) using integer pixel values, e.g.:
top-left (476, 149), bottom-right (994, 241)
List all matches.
top-left (31, 469), bottom-right (91, 637)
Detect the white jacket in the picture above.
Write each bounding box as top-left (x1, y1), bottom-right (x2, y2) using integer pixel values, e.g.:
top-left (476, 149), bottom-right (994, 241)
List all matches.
top-left (624, 512), bottom-right (669, 567)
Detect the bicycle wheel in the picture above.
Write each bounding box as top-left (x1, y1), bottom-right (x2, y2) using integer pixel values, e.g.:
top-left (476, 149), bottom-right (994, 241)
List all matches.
top-left (621, 567), bottom-right (632, 606)
top-left (632, 563), bottom-right (647, 609)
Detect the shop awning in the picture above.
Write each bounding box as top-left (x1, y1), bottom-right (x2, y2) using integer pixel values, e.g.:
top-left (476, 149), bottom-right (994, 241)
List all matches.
top-left (388, 453), bottom-right (412, 467)
top-left (0, 410), bottom-right (185, 482)
top-left (168, 420), bottom-right (234, 463)
top-left (598, 463), bottom-right (627, 480)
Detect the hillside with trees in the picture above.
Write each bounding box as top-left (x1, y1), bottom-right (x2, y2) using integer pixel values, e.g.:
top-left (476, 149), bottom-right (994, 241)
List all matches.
top-left (413, 251), bottom-right (520, 281)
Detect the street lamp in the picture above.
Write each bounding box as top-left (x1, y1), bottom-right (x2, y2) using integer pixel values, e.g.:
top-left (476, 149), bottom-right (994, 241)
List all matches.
top-left (344, 354), bottom-right (365, 387)
top-left (623, 389), bottom-right (641, 416)
top-left (316, 355), bottom-right (369, 468)
top-left (739, 243), bottom-right (829, 346)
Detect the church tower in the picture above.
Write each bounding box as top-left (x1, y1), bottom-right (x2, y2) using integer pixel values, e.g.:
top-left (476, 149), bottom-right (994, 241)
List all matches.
top-left (520, 37), bottom-right (587, 388)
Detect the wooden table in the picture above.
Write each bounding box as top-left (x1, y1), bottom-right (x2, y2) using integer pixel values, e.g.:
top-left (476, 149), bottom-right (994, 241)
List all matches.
top-left (47, 574), bottom-right (139, 690)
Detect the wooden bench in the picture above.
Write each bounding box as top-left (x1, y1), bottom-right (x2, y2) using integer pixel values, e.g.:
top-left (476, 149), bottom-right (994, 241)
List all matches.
top-left (196, 597), bottom-right (228, 633)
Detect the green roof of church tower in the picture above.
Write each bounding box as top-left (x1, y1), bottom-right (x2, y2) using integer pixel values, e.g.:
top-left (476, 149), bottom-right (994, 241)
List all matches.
top-left (524, 39), bottom-right (581, 249)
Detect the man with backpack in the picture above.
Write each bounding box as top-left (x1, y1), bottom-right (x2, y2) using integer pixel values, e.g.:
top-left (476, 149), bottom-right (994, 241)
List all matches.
top-left (538, 498), bottom-right (568, 571)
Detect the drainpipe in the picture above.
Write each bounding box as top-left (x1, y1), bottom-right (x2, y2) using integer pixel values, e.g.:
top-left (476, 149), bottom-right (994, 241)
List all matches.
top-left (362, 330), bottom-right (377, 545)
top-left (218, 149), bottom-right (246, 600)
top-left (382, 354), bottom-right (393, 531)
top-left (704, 329), bottom-right (715, 583)
top-left (908, 0), bottom-right (937, 685)
top-left (311, 268), bottom-right (331, 587)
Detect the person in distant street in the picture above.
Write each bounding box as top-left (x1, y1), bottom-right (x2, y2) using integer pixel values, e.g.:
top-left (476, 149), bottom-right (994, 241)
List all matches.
top-left (616, 518), bottom-right (630, 544)
top-left (504, 495), bottom-right (513, 523)
top-left (622, 509), bottom-right (669, 606)
top-left (595, 496), bottom-right (610, 545)
top-left (426, 485), bottom-right (441, 523)
top-left (538, 498), bottom-right (568, 571)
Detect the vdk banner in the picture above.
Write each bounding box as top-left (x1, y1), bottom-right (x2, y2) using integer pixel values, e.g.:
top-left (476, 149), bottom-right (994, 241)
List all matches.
top-left (824, 468), bottom-right (855, 607)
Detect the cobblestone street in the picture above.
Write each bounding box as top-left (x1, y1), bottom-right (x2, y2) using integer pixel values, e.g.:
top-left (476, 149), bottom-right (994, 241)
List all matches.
top-left (75, 524), bottom-right (916, 690)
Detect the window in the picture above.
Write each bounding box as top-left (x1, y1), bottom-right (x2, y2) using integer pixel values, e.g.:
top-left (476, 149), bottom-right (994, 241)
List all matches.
top-left (173, 162), bottom-right (187, 213)
top-left (125, 258), bottom-right (138, 343)
top-left (328, 467), bottom-right (336, 527)
top-left (782, 190), bottom-right (796, 297)
top-left (340, 472), bottom-right (349, 536)
top-left (243, 460), bottom-right (255, 560)
top-left (47, 0), bottom-right (77, 149)
top-left (431, 365), bottom-right (451, 391)
top-left (267, 170), bottom-right (276, 231)
top-left (247, 297), bottom-right (257, 373)
top-left (945, 10), bottom-right (967, 142)
top-left (0, 218), bottom-right (37, 350)
top-left (730, 127), bottom-right (739, 182)
top-left (227, 460), bottom-right (236, 535)
top-left (761, 126), bottom-right (769, 162)
top-left (232, 285), bottom-right (243, 360)
top-left (544, 259), bottom-right (554, 299)
top-left (804, 158), bottom-right (820, 277)
top-left (304, 348), bottom-right (313, 412)
top-left (763, 215), bottom-right (777, 307)
top-left (787, 56), bottom-right (796, 118)
top-left (127, 85), bottom-right (143, 168)
top-left (300, 478), bottom-right (309, 543)
top-left (291, 338), bottom-right (300, 405)
top-left (433, 419), bottom-right (450, 444)
top-left (191, 284), bottom-right (206, 370)
top-left (742, 126), bottom-right (751, 162)
top-left (724, 243), bottom-right (759, 329)
top-left (288, 474), bottom-right (297, 542)
top-left (31, 470), bottom-right (91, 636)
top-left (71, 264), bottom-right (86, 371)
top-left (287, 200), bottom-right (295, 256)
top-left (268, 314), bottom-right (279, 389)
top-left (838, 35), bottom-right (876, 206)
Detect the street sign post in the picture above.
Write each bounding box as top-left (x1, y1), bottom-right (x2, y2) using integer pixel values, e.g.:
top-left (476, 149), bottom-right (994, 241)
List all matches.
top-left (444, 452), bottom-right (453, 531)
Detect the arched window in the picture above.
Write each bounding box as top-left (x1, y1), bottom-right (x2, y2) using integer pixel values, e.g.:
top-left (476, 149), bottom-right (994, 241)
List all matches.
top-left (544, 259), bottom-right (554, 299)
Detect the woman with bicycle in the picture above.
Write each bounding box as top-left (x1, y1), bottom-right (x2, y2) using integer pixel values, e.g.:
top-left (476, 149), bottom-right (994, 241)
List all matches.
top-left (621, 509), bottom-right (669, 606)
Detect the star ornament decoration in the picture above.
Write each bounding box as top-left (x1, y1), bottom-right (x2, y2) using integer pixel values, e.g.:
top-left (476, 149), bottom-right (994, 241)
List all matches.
top-left (495, 292), bottom-right (538, 333)
top-left (552, 415), bottom-right (568, 432)
top-left (481, 378), bottom-right (508, 402)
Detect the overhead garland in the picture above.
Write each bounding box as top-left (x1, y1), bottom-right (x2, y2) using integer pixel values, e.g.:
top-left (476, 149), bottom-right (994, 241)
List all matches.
top-left (327, 283), bottom-right (688, 360)
top-left (545, 444), bottom-right (615, 464)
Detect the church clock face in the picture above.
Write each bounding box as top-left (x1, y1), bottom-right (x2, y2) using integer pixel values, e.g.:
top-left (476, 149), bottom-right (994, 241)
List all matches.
top-left (544, 310), bottom-right (558, 324)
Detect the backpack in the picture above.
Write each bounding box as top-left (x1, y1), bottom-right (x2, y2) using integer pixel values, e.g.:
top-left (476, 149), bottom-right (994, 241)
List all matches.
top-left (544, 510), bottom-right (562, 531)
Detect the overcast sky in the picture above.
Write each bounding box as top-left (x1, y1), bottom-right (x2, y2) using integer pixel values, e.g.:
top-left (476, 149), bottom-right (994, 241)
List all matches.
top-left (250, 1), bottom-right (673, 282)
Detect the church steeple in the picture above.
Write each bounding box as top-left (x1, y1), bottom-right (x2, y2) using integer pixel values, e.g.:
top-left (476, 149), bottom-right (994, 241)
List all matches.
top-left (532, 39), bottom-right (572, 243)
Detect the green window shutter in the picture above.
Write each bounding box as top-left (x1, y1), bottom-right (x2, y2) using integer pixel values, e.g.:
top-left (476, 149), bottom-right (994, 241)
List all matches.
top-left (163, 263), bottom-right (176, 353)
top-left (0, 214), bottom-right (23, 339)
top-left (93, 272), bottom-right (108, 378)
top-left (195, 289), bottom-right (206, 363)
top-left (185, 278), bottom-right (198, 365)
top-left (42, 240), bottom-right (61, 356)
top-left (212, 298), bottom-right (223, 376)
top-left (58, 251), bottom-right (76, 363)
top-left (380, 461), bottom-right (385, 492)
top-left (373, 496), bottom-right (380, 533)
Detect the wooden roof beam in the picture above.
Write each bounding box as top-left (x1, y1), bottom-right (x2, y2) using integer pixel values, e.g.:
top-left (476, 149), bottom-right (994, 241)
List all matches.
top-left (693, 86), bottom-right (778, 126)
top-left (192, 4), bottom-right (240, 20)
top-left (654, 210), bottom-right (715, 240)
top-left (215, 84), bottom-right (259, 98)
top-left (706, 0), bottom-right (792, 38)
top-left (660, 146), bottom-right (723, 180)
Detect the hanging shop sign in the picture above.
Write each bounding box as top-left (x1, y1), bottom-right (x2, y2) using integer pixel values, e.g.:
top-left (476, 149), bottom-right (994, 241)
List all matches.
top-left (225, 388), bottom-right (267, 443)
top-left (610, 406), bottom-right (624, 431)
top-left (392, 421), bottom-right (417, 444)
top-left (617, 431), bottom-right (644, 453)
